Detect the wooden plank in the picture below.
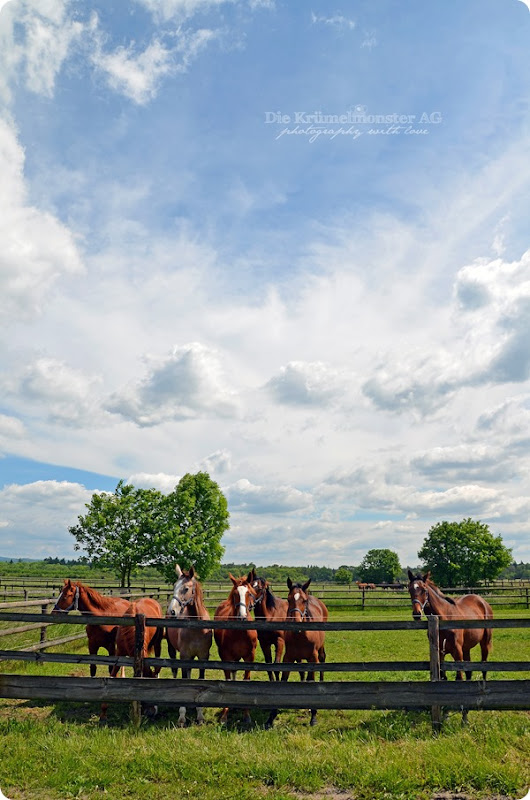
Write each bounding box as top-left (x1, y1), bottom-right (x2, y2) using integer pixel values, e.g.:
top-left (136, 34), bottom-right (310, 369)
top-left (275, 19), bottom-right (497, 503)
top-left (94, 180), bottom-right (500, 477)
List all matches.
top-left (0, 598), bottom-right (55, 609)
top-left (0, 674), bottom-right (529, 711)
top-left (0, 622), bottom-right (53, 637)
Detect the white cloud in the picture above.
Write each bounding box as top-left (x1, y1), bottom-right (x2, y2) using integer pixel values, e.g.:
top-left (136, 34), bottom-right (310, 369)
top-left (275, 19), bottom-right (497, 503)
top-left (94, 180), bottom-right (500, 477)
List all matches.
top-left (126, 472), bottom-right (180, 492)
top-left (227, 478), bottom-right (313, 514)
top-left (310, 12), bottom-right (355, 30)
top-left (0, 413), bottom-right (25, 439)
top-left (0, 480), bottom-right (94, 558)
top-left (92, 38), bottom-right (174, 105)
top-left (133, 0), bottom-right (237, 22)
top-left (105, 342), bottom-right (240, 426)
top-left (0, 118), bottom-right (84, 326)
top-left (266, 361), bottom-right (347, 407)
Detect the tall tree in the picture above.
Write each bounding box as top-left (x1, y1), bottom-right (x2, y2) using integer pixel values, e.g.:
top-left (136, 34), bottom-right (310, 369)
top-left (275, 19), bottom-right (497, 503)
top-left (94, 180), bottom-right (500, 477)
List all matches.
top-left (151, 472), bottom-right (228, 583)
top-left (69, 481), bottom-right (162, 587)
top-left (418, 518), bottom-right (512, 586)
top-left (358, 549), bottom-right (401, 583)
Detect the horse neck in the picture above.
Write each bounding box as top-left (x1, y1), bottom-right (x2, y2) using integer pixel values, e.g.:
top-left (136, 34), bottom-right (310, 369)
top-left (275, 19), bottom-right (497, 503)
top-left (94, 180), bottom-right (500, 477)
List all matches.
top-left (79, 584), bottom-right (121, 614)
top-left (186, 582), bottom-right (209, 620)
top-left (426, 583), bottom-right (457, 619)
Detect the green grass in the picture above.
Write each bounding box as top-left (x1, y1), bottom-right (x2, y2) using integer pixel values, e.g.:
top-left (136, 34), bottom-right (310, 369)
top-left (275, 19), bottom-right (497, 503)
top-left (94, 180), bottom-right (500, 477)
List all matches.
top-left (0, 607), bottom-right (529, 799)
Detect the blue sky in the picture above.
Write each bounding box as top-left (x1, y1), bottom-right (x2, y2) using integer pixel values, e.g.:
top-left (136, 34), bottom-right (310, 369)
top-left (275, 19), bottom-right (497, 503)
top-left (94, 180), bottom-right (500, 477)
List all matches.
top-left (1, 0), bottom-right (530, 566)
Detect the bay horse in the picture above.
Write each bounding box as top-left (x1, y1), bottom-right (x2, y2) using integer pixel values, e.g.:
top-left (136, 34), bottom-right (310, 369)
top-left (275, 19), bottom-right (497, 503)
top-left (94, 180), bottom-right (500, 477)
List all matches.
top-left (266, 577), bottom-right (328, 728)
top-left (249, 569), bottom-right (287, 681)
top-left (214, 572), bottom-right (258, 725)
top-left (101, 596), bottom-right (164, 723)
top-left (52, 579), bottom-right (131, 676)
top-left (407, 570), bottom-right (493, 681)
top-left (166, 564), bottom-right (212, 726)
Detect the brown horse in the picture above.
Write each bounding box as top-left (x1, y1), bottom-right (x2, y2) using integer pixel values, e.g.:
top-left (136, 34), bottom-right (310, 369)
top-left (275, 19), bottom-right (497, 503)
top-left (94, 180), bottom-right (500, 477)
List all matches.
top-left (52, 579), bottom-right (131, 676)
top-left (100, 596), bottom-right (164, 723)
top-left (407, 570), bottom-right (493, 681)
top-left (214, 572), bottom-right (258, 725)
top-left (166, 564), bottom-right (212, 726)
top-left (266, 577), bottom-right (328, 728)
top-left (249, 569), bottom-right (287, 681)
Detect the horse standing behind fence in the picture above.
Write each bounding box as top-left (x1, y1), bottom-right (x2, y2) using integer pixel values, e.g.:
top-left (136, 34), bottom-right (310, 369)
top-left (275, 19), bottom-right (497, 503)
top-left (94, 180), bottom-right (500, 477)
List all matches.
top-left (52, 580), bottom-right (131, 676)
top-left (250, 569), bottom-right (287, 681)
top-left (214, 572), bottom-right (258, 725)
top-left (100, 596), bottom-right (163, 724)
top-left (166, 564), bottom-right (212, 726)
top-left (266, 577), bottom-right (328, 728)
top-left (407, 570), bottom-right (493, 681)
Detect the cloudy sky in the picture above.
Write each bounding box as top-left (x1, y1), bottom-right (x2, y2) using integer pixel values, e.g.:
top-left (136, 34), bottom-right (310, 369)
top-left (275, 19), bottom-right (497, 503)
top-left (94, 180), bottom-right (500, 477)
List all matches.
top-left (1, 0), bottom-right (530, 568)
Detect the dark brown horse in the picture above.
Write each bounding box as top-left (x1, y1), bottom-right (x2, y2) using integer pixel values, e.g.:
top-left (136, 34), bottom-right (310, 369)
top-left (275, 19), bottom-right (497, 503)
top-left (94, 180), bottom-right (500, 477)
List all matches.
top-left (266, 577), bottom-right (328, 728)
top-left (214, 572), bottom-right (258, 725)
top-left (407, 570), bottom-right (493, 681)
top-left (52, 580), bottom-right (131, 676)
top-left (166, 564), bottom-right (212, 726)
top-left (249, 569), bottom-right (287, 681)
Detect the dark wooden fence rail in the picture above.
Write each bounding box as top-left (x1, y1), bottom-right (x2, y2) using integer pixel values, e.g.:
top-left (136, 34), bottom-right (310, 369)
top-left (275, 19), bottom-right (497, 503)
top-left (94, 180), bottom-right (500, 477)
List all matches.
top-left (1, 611), bottom-right (530, 730)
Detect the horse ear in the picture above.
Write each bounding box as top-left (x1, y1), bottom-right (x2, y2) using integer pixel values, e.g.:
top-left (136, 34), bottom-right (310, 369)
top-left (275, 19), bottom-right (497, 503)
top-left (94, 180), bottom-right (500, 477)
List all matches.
top-left (302, 579), bottom-right (311, 592)
top-left (423, 571), bottom-right (431, 581)
top-left (287, 577), bottom-right (293, 591)
top-left (248, 568), bottom-right (256, 581)
top-left (229, 573), bottom-right (237, 586)
top-left (175, 564), bottom-right (182, 577)
top-left (407, 569), bottom-right (414, 581)
top-left (189, 566), bottom-right (195, 578)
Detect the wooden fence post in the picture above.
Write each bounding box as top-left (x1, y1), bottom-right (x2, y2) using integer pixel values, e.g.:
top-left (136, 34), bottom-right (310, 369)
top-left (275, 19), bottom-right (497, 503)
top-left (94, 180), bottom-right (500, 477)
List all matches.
top-left (40, 603), bottom-right (48, 654)
top-left (131, 613), bottom-right (145, 727)
top-left (427, 615), bottom-right (442, 734)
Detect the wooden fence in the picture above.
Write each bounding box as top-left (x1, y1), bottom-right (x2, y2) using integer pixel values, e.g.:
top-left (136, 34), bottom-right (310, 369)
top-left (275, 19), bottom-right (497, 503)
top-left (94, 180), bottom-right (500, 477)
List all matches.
top-left (0, 609), bottom-right (529, 731)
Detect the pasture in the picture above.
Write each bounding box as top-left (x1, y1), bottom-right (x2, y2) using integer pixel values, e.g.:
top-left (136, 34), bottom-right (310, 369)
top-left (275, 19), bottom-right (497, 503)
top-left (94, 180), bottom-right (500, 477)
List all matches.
top-left (0, 580), bottom-right (529, 800)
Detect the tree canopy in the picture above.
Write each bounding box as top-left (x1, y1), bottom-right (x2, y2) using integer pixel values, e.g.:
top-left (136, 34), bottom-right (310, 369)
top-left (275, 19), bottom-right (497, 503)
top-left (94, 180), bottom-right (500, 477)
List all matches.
top-left (418, 518), bottom-right (512, 587)
top-left (69, 472), bottom-right (228, 586)
top-left (358, 549), bottom-right (401, 583)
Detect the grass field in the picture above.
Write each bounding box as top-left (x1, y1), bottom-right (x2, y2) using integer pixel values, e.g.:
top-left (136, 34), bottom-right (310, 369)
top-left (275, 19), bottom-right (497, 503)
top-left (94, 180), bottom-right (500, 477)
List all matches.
top-left (0, 603), bottom-right (529, 799)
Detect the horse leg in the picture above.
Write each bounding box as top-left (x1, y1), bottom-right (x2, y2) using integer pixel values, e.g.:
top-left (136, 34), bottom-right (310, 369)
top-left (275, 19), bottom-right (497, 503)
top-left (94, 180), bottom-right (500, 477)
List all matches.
top-left (266, 654), bottom-right (290, 729)
top-left (318, 644), bottom-right (326, 682)
top-left (262, 642), bottom-right (274, 682)
top-left (274, 637), bottom-right (285, 682)
top-left (463, 645), bottom-right (472, 681)
top-left (178, 660), bottom-right (189, 728)
top-left (87, 636), bottom-right (99, 678)
top-left (308, 653), bottom-right (318, 726)
top-left (480, 628), bottom-right (492, 681)
top-left (219, 669), bottom-right (232, 725)
top-left (167, 638), bottom-right (179, 679)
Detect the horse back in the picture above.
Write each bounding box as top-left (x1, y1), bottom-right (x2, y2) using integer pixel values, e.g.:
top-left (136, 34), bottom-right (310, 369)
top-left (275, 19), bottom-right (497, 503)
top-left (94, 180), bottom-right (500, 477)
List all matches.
top-left (455, 593), bottom-right (493, 619)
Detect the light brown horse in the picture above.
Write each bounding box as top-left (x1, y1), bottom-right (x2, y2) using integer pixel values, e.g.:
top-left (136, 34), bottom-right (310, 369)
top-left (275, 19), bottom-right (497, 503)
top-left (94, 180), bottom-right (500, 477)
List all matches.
top-left (100, 596), bottom-right (164, 723)
top-left (214, 572), bottom-right (258, 725)
top-left (266, 577), bottom-right (328, 728)
top-left (249, 569), bottom-right (287, 681)
top-left (52, 580), bottom-right (131, 676)
top-left (166, 564), bottom-right (212, 726)
top-left (407, 570), bottom-right (493, 681)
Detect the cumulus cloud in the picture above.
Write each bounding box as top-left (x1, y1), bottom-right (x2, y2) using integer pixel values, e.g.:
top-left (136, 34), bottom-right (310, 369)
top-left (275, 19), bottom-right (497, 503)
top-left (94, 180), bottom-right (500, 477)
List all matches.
top-left (0, 413), bottom-right (25, 439)
top-left (126, 472), bottom-right (180, 492)
top-left (266, 361), bottom-right (346, 407)
top-left (2, 358), bottom-right (103, 426)
top-left (200, 449), bottom-right (232, 474)
top-left (227, 478), bottom-right (313, 513)
top-left (0, 118), bottom-right (84, 326)
top-left (0, 480), bottom-right (93, 558)
top-left (105, 342), bottom-right (240, 426)
top-left (410, 444), bottom-right (512, 483)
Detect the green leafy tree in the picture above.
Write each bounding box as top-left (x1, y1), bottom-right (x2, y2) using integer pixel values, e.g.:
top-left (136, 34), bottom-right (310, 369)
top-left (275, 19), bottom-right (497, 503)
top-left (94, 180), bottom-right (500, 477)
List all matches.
top-left (358, 549), bottom-right (401, 583)
top-left (69, 481), bottom-right (162, 587)
top-left (334, 566), bottom-right (353, 584)
top-left (418, 518), bottom-right (512, 587)
top-left (151, 472), bottom-right (228, 583)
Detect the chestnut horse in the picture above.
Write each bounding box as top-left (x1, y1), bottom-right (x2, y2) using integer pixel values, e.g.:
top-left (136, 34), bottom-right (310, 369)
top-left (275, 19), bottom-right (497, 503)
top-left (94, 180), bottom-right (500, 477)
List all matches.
top-left (52, 580), bottom-right (130, 676)
top-left (214, 572), bottom-right (258, 725)
top-left (249, 569), bottom-right (287, 681)
top-left (166, 564), bottom-right (212, 726)
top-left (407, 570), bottom-right (493, 681)
top-left (101, 596), bottom-right (163, 723)
top-left (266, 577), bottom-right (328, 728)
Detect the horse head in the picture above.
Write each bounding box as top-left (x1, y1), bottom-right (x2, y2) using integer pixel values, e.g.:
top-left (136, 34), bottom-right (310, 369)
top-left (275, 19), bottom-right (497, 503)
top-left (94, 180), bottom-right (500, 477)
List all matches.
top-left (168, 564), bottom-right (197, 616)
top-left (229, 572), bottom-right (257, 620)
top-left (286, 577), bottom-right (312, 621)
top-left (52, 579), bottom-right (80, 613)
top-left (407, 569), bottom-right (431, 620)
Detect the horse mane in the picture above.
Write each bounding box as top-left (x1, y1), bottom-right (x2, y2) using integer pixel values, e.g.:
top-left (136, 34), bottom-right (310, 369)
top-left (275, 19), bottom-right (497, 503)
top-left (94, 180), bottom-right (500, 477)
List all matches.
top-left (191, 577), bottom-right (209, 617)
top-left (424, 576), bottom-right (456, 606)
top-left (81, 583), bottom-right (125, 613)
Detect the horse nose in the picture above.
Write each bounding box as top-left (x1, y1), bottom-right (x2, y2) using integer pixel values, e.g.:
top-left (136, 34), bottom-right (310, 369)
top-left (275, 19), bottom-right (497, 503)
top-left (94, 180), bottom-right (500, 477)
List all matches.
top-left (170, 609), bottom-right (176, 616)
top-left (412, 611), bottom-right (421, 621)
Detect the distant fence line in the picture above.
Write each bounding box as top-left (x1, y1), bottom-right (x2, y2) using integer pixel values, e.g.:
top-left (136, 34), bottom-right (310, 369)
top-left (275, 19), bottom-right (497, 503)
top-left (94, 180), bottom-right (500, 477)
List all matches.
top-left (0, 610), bottom-right (530, 731)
